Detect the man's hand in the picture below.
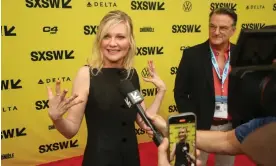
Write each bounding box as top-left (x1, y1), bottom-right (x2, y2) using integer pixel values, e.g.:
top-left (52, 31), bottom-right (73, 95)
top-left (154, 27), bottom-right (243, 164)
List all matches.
top-left (146, 112), bottom-right (202, 166)
top-left (158, 138), bottom-right (202, 166)
top-left (158, 138), bottom-right (171, 166)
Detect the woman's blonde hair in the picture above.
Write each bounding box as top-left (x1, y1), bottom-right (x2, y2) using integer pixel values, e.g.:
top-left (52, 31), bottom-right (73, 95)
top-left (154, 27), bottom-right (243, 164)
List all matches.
top-left (88, 10), bottom-right (136, 78)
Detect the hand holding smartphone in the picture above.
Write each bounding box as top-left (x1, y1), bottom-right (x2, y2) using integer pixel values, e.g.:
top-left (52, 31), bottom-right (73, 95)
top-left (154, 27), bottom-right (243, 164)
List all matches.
top-left (168, 113), bottom-right (197, 166)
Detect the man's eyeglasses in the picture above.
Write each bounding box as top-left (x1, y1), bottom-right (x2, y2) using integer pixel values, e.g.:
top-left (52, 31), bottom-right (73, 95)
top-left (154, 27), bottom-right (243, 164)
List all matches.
top-left (209, 24), bottom-right (233, 33)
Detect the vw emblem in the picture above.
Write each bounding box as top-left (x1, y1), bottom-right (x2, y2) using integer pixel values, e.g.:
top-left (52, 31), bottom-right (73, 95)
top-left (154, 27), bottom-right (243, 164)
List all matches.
top-left (183, 1), bottom-right (192, 12)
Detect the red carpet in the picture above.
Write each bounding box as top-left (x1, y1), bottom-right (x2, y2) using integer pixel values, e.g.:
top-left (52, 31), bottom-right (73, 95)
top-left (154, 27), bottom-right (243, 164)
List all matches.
top-left (38, 142), bottom-right (256, 166)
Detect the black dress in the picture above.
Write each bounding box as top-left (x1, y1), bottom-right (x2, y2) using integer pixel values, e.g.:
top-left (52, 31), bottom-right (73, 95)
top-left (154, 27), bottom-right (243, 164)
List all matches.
top-left (82, 67), bottom-right (141, 166)
top-left (174, 142), bottom-right (190, 166)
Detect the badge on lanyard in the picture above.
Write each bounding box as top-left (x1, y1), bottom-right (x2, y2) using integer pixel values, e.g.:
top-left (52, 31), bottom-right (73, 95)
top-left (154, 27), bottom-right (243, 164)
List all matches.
top-left (214, 96), bottom-right (228, 119)
top-left (210, 46), bottom-right (230, 119)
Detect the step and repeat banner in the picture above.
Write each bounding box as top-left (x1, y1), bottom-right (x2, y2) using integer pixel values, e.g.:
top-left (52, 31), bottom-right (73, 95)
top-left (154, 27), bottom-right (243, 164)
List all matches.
top-left (2, 0), bottom-right (276, 165)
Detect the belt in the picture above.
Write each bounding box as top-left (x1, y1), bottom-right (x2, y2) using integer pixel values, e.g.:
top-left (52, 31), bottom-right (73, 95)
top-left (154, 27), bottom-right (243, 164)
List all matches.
top-left (212, 119), bottom-right (231, 126)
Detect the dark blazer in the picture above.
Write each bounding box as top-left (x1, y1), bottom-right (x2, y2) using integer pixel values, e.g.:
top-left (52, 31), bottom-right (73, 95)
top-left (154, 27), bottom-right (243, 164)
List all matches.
top-left (174, 39), bottom-right (238, 130)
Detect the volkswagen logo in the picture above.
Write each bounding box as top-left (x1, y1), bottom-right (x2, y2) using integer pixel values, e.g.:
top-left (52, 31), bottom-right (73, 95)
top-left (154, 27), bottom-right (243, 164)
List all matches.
top-left (183, 1), bottom-right (192, 12)
top-left (141, 68), bottom-right (150, 78)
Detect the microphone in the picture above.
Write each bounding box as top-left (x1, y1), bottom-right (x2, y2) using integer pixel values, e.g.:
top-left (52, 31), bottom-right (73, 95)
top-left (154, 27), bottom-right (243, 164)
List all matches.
top-left (119, 80), bottom-right (164, 147)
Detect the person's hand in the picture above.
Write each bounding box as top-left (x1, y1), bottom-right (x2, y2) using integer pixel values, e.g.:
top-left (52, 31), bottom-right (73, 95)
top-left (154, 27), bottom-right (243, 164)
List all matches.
top-left (158, 138), bottom-right (202, 166)
top-left (158, 137), bottom-right (171, 166)
top-left (145, 112), bottom-right (168, 138)
top-left (143, 60), bottom-right (166, 92)
top-left (195, 149), bottom-right (202, 165)
top-left (47, 80), bottom-right (83, 121)
top-left (136, 114), bottom-right (152, 135)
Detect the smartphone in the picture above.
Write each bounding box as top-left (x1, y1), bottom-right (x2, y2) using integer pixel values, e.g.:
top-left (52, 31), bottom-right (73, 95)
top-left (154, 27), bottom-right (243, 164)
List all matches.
top-left (168, 112), bottom-right (197, 166)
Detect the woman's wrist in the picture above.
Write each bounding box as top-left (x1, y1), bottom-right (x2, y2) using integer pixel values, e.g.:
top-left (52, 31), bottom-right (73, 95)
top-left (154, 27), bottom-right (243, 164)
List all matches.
top-left (49, 113), bottom-right (63, 122)
top-left (158, 88), bottom-right (166, 92)
top-left (156, 88), bottom-right (166, 99)
top-left (157, 88), bottom-right (166, 94)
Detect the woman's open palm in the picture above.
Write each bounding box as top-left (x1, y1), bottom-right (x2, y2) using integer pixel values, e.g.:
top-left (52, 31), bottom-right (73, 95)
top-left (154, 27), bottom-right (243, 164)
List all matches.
top-left (47, 80), bottom-right (83, 121)
top-left (143, 60), bottom-right (166, 91)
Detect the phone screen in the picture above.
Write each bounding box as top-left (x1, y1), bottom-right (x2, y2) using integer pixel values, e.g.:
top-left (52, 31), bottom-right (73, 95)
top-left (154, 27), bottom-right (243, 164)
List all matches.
top-left (168, 113), bottom-right (196, 166)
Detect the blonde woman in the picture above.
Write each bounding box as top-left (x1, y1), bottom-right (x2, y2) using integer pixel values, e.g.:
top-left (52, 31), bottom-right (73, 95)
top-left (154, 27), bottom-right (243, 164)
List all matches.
top-left (170, 127), bottom-right (191, 166)
top-left (46, 10), bottom-right (166, 166)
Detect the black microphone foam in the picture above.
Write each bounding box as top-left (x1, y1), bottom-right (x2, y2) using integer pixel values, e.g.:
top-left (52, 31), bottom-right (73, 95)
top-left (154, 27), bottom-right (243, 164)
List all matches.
top-left (118, 69), bottom-right (128, 79)
top-left (119, 80), bottom-right (163, 146)
top-left (119, 79), bottom-right (136, 98)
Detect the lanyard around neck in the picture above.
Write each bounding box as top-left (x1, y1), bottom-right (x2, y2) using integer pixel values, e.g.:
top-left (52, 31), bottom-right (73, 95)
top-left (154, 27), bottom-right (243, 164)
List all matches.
top-left (210, 46), bottom-right (230, 89)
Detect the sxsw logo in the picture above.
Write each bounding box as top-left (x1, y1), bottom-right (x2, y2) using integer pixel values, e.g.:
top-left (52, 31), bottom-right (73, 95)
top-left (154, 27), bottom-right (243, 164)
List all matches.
top-left (140, 26), bottom-right (154, 32)
top-left (168, 105), bottom-right (178, 113)
top-left (25, 0), bottom-right (72, 9)
top-left (38, 139), bottom-right (79, 153)
top-left (131, 1), bottom-right (165, 10)
top-left (273, 3), bottom-right (276, 11)
top-left (30, 50), bottom-right (74, 61)
top-left (124, 97), bottom-right (132, 108)
top-left (1, 26), bottom-right (16, 36)
top-left (84, 25), bottom-right (98, 35)
top-left (170, 66), bottom-right (178, 75)
top-left (1, 127), bottom-right (27, 140)
top-left (87, 1), bottom-right (117, 7)
top-left (135, 128), bottom-right (145, 135)
top-left (38, 77), bottom-right (71, 84)
top-left (35, 100), bottom-right (49, 110)
top-left (172, 25), bottom-right (201, 33)
top-left (48, 125), bottom-right (56, 130)
top-left (136, 46), bottom-right (164, 56)
top-left (2, 106), bottom-right (18, 113)
top-left (1, 153), bottom-right (15, 160)
top-left (210, 2), bottom-right (237, 11)
top-left (180, 46), bottom-right (190, 51)
top-left (127, 90), bottom-right (143, 104)
top-left (241, 23), bottom-right (266, 30)
top-left (141, 88), bottom-right (158, 97)
top-left (43, 26), bottom-right (58, 34)
top-left (1, 79), bottom-right (23, 90)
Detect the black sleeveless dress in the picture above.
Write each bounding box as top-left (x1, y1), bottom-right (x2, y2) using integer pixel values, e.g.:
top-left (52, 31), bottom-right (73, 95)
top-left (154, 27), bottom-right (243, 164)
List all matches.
top-left (82, 67), bottom-right (141, 166)
top-left (174, 142), bottom-right (190, 166)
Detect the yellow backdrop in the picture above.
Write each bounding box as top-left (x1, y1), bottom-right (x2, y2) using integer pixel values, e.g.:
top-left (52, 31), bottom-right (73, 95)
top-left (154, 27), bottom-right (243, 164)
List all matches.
top-left (2, 0), bottom-right (276, 165)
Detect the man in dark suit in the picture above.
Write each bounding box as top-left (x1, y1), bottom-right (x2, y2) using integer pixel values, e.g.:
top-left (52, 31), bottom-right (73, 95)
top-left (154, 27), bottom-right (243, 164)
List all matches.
top-left (174, 7), bottom-right (238, 165)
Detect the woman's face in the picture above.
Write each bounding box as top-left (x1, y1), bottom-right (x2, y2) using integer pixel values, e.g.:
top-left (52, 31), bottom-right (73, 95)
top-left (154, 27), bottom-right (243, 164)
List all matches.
top-left (100, 22), bottom-right (130, 67)
top-left (178, 128), bottom-right (187, 141)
